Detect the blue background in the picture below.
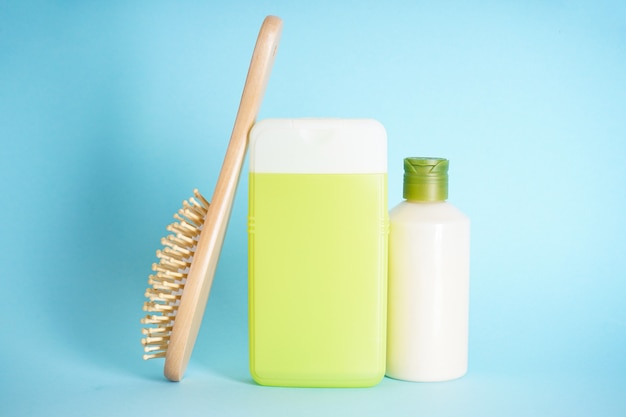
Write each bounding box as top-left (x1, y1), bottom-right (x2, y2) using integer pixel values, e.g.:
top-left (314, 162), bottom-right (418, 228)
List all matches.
top-left (2, 1), bottom-right (625, 416)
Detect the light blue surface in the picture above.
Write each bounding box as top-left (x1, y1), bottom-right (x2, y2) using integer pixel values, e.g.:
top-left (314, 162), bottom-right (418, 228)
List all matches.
top-left (2, 1), bottom-right (625, 415)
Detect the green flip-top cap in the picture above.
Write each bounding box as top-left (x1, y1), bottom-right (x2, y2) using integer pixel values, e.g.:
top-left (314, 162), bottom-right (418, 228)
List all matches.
top-left (403, 157), bottom-right (449, 201)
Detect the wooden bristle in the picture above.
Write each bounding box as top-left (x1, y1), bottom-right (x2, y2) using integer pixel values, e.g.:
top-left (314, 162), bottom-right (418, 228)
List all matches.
top-left (140, 190), bottom-right (209, 360)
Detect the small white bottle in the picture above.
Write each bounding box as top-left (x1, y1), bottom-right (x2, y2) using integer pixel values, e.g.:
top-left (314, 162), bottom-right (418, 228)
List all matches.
top-left (386, 157), bottom-right (470, 382)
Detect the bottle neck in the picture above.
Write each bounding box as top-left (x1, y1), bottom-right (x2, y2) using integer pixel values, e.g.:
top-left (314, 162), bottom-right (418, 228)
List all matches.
top-left (405, 198), bottom-right (447, 204)
top-left (403, 180), bottom-right (448, 202)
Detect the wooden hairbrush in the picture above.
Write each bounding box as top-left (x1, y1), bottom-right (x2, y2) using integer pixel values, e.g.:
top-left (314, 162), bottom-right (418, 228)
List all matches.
top-left (141, 15), bottom-right (283, 382)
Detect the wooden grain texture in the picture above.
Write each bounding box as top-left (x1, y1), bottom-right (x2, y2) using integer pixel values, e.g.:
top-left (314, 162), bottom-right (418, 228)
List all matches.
top-left (164, 15), bottom-right (283, 382)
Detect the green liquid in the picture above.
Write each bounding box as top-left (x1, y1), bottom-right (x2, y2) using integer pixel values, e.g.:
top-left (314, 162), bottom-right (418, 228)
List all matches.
top-left (248, 173), bottom-right (388, 387)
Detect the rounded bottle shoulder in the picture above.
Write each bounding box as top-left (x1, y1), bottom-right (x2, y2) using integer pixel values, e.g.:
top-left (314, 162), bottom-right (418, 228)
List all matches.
top-left (389, 201), bottom-right (469, 224)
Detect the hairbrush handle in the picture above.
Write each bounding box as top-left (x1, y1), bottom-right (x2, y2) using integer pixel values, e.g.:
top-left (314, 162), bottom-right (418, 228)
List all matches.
top-left (164, 15), bottom-right (283, 382)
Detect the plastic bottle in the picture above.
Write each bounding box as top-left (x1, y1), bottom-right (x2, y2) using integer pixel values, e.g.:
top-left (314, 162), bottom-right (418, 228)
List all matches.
top-left (386, 157), bottom-right (470, 382)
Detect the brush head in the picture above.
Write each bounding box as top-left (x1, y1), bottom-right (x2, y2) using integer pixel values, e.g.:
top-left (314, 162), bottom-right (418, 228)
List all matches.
top-left (140, 189), bottom-right (209, 361)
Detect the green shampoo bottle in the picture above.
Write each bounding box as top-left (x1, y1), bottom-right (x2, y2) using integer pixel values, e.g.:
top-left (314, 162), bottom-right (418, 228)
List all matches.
top-left (248, 118), bottom-right (389, 387)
